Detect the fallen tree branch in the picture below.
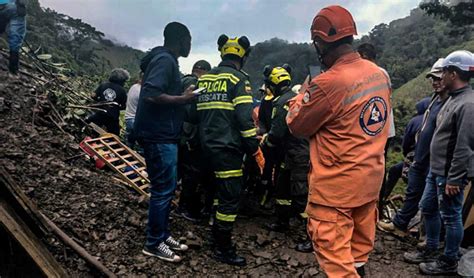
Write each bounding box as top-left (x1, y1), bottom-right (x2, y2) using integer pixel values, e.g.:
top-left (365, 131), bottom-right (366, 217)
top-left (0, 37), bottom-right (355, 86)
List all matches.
top-left (39, 212), bottom-right (117, 278)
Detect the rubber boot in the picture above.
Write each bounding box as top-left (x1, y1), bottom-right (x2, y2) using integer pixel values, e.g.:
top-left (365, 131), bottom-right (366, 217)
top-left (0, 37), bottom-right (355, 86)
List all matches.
top-left (295, 234), bottom-right (313, 253)
top-left (212, 227), bottom-right (246, 266)
top-left (9, 51), bottom-right (19, 75)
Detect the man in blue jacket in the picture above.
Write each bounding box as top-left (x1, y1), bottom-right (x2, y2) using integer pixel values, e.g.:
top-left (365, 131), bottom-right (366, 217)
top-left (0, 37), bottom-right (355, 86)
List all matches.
top-left (378, 59), bottom-right (448, 235)
top-left (134, 22), bottom-right (197, 263)
top-left (0, 0), bottom-right (26, 74)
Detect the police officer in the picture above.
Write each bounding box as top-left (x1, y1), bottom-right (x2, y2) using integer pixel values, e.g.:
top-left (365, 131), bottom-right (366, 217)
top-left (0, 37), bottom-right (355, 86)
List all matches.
top-left (260, 65), bottom-right (311, 252)
top-left (194, 34), bottom-right (264, 266)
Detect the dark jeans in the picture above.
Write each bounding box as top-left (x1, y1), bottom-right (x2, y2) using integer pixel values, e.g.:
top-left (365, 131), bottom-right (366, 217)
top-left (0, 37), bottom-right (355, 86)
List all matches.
top-left (0, 2), bottom-right (26, 52)
top-left (392, 163), bottom-right (428, 230)
top-left (141, 143), bottom-right (178, 249)
top-left (125, 118), bottom-right (136, 149)
top-left (420, 170), bottom-right (465, 260)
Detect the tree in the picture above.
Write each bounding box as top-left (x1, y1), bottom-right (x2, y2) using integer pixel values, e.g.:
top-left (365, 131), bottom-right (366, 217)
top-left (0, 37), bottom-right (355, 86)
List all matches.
top-left (420, 0), bottom-right (474, 26)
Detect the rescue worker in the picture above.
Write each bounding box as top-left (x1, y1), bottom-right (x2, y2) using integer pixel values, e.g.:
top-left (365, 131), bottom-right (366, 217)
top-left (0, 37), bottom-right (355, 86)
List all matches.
top-left (86, 68), bottom-right (129, 135)
top-left (177, 60), bottom-right (212, 222)
top-left (258, 83), bottom-right (277, 207)
top-left (286, 5), bottom-right (391, 277)
top-left (194, 34), bottom-right (264, 266)
top-left (260, 65), bottom-right (312, 253)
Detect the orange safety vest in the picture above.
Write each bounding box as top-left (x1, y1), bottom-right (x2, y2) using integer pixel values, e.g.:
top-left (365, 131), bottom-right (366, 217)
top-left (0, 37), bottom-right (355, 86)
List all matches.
top-left (287, 52), bottom-right (391, 208)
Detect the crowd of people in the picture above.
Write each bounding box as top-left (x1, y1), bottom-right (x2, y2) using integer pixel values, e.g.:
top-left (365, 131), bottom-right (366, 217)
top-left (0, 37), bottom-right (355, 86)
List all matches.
top-left (3, 1), bottom-right (473, 276)
top-left (86, 5), bottom-right (474, 277)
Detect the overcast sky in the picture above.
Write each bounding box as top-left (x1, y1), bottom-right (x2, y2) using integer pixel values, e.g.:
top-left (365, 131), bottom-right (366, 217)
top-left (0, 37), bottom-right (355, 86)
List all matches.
top-left (39, 0), bottom-right (420, 73)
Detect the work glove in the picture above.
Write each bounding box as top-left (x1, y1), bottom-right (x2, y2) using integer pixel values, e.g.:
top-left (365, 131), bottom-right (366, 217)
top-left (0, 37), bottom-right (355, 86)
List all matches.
top-left (253, 147), bottom-right (265, 175)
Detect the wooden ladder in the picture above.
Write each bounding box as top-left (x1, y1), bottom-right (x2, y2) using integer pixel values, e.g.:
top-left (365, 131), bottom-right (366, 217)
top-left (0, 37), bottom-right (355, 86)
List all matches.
top-left (82, 134), bottom-right (150, 198)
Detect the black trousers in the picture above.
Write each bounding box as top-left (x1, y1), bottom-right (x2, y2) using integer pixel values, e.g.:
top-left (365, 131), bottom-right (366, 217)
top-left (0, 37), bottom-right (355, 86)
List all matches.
top-left (86, 112), bottom-right (120, 136)
top-left (208, 150), bottom-right (244, 250)
top-left (274, 163), bottom-right (309, 223)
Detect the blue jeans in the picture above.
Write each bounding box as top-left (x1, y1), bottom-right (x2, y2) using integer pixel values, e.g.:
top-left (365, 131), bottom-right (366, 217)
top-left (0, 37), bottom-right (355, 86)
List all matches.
top-left (420, 170), bottom-right (465, 260)
top-left (0, 2), bottom-right (26, 52)
top-left (125, 118), bottom-right (136, 149)
top-left (142, 143), bottom-right (178, 249)
top-left (393, 163), bottom-right (428, 230)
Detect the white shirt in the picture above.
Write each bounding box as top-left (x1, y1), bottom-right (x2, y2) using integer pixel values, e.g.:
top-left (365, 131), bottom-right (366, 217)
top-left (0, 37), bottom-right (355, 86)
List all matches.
top-left (125, 83), bottom-right (141, 120)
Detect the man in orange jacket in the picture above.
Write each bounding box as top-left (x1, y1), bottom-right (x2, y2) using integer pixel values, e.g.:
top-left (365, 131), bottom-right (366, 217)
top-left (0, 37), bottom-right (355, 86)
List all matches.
top-left (286, 5), bottom-right (391, 277)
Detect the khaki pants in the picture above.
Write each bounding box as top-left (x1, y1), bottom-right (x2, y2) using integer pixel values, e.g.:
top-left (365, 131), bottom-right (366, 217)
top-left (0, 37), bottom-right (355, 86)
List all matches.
top-left (307, 200), bottom-right (377, 278)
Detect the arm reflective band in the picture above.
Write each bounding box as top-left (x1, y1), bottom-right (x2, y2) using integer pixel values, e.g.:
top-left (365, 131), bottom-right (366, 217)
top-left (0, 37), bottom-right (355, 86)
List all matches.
top-left (215, 169), bottom-right (243, 178)
top-left (276, 199), bottom-right (292, 206)
top-left (216, 211), bottom-right (237, 222)
top-left (240, 128), bottom-right (257, 138)
top-left (233, 95), bottom-right (253, 106)
top-left (197, 102), bottom-right (234, 111)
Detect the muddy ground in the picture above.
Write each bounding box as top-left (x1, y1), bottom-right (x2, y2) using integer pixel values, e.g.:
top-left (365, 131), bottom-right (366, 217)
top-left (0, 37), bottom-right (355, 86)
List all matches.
top-left (0, 61), bottom-right (424, 277)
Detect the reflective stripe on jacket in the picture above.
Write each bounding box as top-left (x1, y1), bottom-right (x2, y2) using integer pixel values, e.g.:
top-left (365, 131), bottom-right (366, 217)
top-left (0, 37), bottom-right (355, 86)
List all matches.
top-left (287, 52), bottom-right (391, 208)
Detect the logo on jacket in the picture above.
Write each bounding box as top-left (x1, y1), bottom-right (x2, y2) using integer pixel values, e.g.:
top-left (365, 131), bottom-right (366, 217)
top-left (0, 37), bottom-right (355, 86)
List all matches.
top-left (359, 96), bottom-right (387, 136)
top-left (103, 88), bottom-right (117, 101)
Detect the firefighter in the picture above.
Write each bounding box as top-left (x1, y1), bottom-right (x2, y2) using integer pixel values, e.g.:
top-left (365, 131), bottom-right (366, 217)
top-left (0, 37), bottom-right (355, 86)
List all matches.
top-left (287, 5), bottom-right (391, 277)
top-left (260, 65), bottom-right (312, 252)
top-left (194, 34), bottom-right (265, 266)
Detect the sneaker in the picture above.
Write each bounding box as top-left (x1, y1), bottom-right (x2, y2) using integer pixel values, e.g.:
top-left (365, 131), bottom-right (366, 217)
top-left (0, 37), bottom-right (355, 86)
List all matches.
top-left (419, 255), bottom-right (458, 275)
top-left (142, 242), bottom-right (182, 262)
top-left (165, 236), bottom-right (188, 251)
top-left (377, 220), bottom-right (407, 237)
top-left (403, 247), bottom-right (439, 264)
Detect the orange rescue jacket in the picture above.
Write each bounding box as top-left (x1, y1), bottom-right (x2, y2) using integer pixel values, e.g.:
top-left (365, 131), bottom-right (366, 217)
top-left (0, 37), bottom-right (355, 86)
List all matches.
top-left (286, 52), bottom-right (391, 208)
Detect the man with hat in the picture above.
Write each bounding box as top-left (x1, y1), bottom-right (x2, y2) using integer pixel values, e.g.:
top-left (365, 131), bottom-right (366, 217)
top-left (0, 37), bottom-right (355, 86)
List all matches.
top-left (415, 50), bottom-right (474, 275)
top-left (378, 59), bottom-right (449, 239)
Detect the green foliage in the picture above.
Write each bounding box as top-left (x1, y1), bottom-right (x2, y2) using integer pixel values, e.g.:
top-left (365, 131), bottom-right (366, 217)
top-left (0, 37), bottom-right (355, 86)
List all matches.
top-left (420, 0), bottom-right (474, 26)
top-left (243, 38), bottom-right (316, 90)
top-left (359, 8), bottom-right (473, 89)
top-left (392, 39), bottom-right (474, 143)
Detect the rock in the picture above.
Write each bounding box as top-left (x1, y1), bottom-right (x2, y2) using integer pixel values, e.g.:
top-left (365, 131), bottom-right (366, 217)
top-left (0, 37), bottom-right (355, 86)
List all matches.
top-left (384, 235), bottom-right (395, 241)
top-left (256, 233), bottom-right (270, 246)
top-left (190, 260), bottom-right (198, 267)
top-left (287, 258), bottom-right (299, 267)
top-left (306, 267), bottom-right (319, 276)
top-left (252, 250), bottom-right (273, 259)
top-left (280, 253), bottom-right (291, 261)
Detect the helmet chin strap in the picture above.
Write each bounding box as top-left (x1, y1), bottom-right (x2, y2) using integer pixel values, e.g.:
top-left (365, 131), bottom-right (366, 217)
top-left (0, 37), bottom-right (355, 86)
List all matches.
top-left (314, 43), bottom-right (329, 69)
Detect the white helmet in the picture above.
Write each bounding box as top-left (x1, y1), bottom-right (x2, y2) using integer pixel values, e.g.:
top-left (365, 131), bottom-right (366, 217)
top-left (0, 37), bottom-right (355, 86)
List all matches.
top-left (426, 58), bottom-right (444, 79)
top-left (441, 50), bottom-right (474, 72)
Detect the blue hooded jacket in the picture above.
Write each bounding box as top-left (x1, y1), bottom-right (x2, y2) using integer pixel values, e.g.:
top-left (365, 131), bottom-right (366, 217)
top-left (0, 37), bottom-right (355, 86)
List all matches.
top-left (402, 97), bottom-right (431, 156)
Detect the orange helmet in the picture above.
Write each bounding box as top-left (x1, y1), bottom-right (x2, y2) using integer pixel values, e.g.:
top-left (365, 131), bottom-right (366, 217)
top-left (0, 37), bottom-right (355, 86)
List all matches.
top-left (311, 5), bottom-right (357, 43)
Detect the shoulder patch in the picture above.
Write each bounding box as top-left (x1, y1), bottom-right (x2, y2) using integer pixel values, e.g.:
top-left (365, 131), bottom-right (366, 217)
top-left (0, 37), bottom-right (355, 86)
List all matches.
top-left (103, 88), bottom-right (117, 101)
top-left (359, 96), bottom-right (388, 136)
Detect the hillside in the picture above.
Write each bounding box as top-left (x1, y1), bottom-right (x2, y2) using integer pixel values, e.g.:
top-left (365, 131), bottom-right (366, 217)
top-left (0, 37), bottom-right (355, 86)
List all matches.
top-left (0, 0), bottom-right (143, 77)
top-left (392, 39), bottom-right (474, 137)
